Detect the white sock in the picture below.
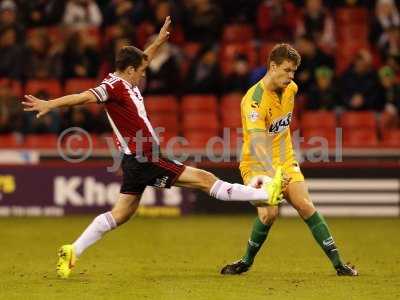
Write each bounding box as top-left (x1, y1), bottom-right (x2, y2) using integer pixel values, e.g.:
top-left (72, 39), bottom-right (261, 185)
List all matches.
top-left (209, 180), bottom-right (268, 202)
top-left (73, 211), bottom-right (117, 257)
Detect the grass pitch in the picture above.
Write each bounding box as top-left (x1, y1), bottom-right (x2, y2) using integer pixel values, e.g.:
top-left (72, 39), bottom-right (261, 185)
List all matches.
top-left (0, 215), bottom-right (399, 300)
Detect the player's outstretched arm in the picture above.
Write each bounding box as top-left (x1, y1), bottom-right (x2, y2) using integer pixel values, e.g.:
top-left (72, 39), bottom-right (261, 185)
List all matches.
top-left (143, 16), bottom-right (171, 65)
top-left (22, 91), bottom-right (97, 119)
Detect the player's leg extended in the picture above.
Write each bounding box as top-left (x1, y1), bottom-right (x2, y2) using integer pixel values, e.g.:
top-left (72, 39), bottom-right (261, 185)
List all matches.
top-left (57, 193), bottom-right (141, 278)
top-left (174, 166), bottom-right (284, 205)
top-left (286, 181), bottom-right (358, 275)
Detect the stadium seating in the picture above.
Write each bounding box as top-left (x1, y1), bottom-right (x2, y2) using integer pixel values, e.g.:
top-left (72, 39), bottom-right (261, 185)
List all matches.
top-left (145, 96), bottom-right (180, 146)
top-left (25, 79), bottom-right (63, 98)
top-left (149, 114), bottom-right (179, 133)
top-left (182, 112), bottom-right (219, 132)
top-left (301, 111), bottom-right (337, 129)
top-left (335, 7), bottom-right (368, 24)
top-left (220, 93), bottom-right (242, 130)
top-left (82, 27), bottom-right (102, 48)
top-left (382, 130), bottom-right (400, 148)
top-left (343, 129), bottom-right (379, 147)
top-left (335, 7), bottom-right (370, 73)
top-left (222, 24), bottom-right (254, 44)
top-left (340, 111), bottom-right (377, 129)
top-left (0, 78), bottom-right (23, 97)
top-left (136, 21), bottom-right (156, 49)
top-left (220, 42), bottom-right (257, 75)
top-left (0, 134), bottom-right (22, 148)
top-left (181, 95), bottom-right (218, 113)
top-left (290, 114), bottom-right (300, 132)
top-left (146, 95), bottom-right (179, 114)
top-left (23, 134), bottom-right (58, 149)
top-left (182, 42), bottom-right (201, 60)
top-left (259, 42), bottom-right (275, 65)
top-left (64, 78), bottom-right (98, 94)
top-left (302, 128), bottom-right (337, 149)
top-left (184, 131), bottom-right (221, 150)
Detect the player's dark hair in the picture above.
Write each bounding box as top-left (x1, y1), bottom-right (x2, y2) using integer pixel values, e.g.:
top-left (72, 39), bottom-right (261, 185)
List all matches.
top-left (268, 43), bottom-right (301, 68)
top-left (115, 46), bottom-right (148, 71)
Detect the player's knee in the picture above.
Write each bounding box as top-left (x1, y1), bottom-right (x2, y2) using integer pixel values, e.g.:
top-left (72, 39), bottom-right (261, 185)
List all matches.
top-left (257, 208), bottom-right (278, 225)
top-left (293, 199), bottom-right (315, 218)
top-left (112, 203), bottom-right (139, 225)
top-left (111, 209), bottom-right (130, 225)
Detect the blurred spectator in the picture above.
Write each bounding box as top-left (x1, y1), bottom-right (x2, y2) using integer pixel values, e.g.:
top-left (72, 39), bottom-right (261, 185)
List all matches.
top-left (24, 29), bottom-right (63, 79)
top-left (152, 0), bottom-right (176, 28)
top-left (24, 90), bottom-right (61, 134)
top-left (257, 0), bottom-right (297, 42)
top-left (61, 106), bottom-right (95, 133)
top-left (306, 66), bottom-right (339, 110)
top-left (0, 0), bottom-right (23, 41)
top-left (377, 66), bottom-right (400, 128)
top-left (295, 35), bottom-right (335, 95)
top-left (370, 0), bottom-right (400, 46)
top-left (340, 50), bottom-right (380, 111)
top-left (223, 54), bottom-right (251, 93)
top-left (385, 52), bottom-right (400, 75)
top-left (63, 0), bottom-right (102, 28)
top-left (0, 83), bottom-right (22, 133)
top-left (184, 46), bottom-right (221, 94)
top-left (150, 0), bottom-right (184, 45)
top-left (183, 0), bottom-right (223, 44)
top-left (145, 37), bottom-right (180, 95)
top-left (102, 0), bottom-right (145, 26)
top-left (296, 0), bottom-right (335, 53)
top-left (21, 0), bottom-right (65, 27)
top-left (220, 0), bottom-right (260, 23)
top-left (0, 26), bottom-right (23, 79)
top-left (378, 25), bottom-right (400, 61)
top-left (333, 0), bottom-right (375, 7)
top-left (63, 30), bottom-right (100, 78)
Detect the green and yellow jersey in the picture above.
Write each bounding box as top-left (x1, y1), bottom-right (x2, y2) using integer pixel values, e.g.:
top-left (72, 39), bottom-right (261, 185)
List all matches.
top-left (240, 79), bottom-right (304, 184)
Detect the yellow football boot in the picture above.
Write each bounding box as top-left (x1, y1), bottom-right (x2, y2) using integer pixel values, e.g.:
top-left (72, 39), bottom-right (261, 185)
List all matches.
top-left (56, 245), bottom-right (76, 279)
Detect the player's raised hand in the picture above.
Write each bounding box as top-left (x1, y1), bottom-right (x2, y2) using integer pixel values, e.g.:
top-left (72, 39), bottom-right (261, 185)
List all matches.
top-left (22, 95), bottom-right (51, 119)
top-left (157, 16), bottom-right (171, 44)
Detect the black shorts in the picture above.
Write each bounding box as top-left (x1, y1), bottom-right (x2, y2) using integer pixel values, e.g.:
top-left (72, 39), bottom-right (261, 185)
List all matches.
top-left (120, 154), bottom-right (186, 195)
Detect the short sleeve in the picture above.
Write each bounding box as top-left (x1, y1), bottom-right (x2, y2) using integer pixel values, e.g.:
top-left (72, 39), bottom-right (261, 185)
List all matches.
top-left (242, 85), bottom-right (267, 133)
top-left (89, 83), bottom-right (111, 103)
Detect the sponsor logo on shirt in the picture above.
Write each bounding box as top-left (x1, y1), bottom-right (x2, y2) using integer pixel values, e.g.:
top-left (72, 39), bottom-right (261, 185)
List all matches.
top-left (248, 111), bottom-right (259, 122)
top-left (268, 112), bottom-right (292, 134)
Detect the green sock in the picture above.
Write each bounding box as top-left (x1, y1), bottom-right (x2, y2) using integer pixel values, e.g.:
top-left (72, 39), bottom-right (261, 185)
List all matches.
top-left (305, 211), bottom-right (343, 268)
top-left (242, 217), bottom-right (271, 266)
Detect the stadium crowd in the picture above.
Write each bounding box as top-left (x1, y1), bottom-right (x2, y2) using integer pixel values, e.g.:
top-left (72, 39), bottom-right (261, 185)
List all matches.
top-left (0, 0), bottom-right (399, 147)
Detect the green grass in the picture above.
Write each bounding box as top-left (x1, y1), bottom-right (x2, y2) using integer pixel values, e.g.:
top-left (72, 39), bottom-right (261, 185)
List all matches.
top-left (0, 216), bottom-right (399, 300)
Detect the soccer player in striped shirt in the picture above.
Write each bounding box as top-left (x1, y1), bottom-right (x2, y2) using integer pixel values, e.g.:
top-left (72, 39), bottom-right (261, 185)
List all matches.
top-left (22, 17), bottom-right (288, 278)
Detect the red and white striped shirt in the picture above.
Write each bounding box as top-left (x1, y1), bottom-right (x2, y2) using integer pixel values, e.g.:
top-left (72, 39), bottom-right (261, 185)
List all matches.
top-left (89, 73), bottom-right (159, 156)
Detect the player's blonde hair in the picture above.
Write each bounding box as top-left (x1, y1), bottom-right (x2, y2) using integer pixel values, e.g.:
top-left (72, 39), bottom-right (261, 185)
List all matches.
top-left (268, 43), bottom-right (301, 68)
